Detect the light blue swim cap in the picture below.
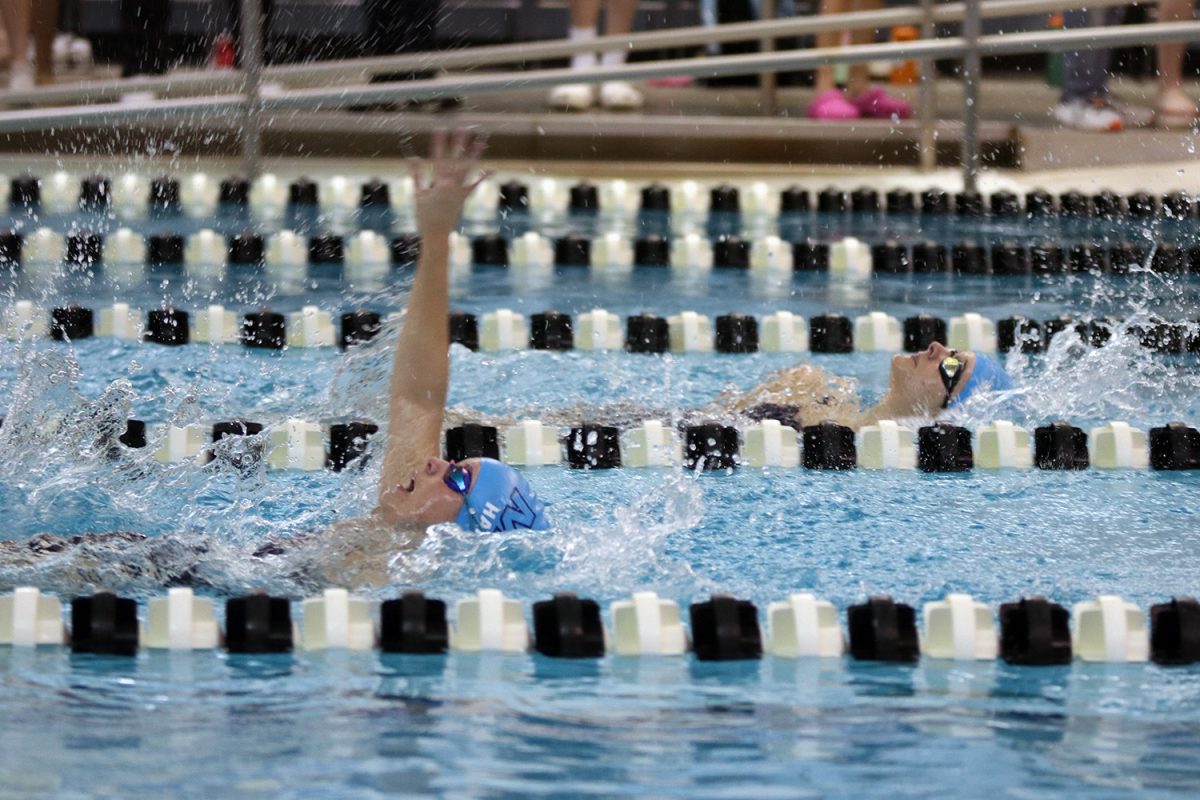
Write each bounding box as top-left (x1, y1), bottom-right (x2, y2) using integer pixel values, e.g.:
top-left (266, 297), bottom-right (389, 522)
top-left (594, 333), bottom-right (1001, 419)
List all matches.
top-left (455, 458), bottom-right (551, 532)
top-left (949, 353), bottom-right (1014, 407)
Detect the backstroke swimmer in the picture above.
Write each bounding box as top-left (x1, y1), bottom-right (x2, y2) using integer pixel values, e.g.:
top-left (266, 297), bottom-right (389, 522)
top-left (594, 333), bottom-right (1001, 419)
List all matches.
top-left (0, 130), bottom-right (552, 591)
top-left (728, 341), bottom-right (1014, 430)
top-left (319, 129), bottom-right (552, 582)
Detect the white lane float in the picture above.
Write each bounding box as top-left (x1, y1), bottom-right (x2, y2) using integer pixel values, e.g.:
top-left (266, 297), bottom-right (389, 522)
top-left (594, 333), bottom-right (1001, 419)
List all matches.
top-left (0, 587), bottom-right (66, 646)
top-left (854, 312), bottom-right (903, 352)
top-left (621, 421), bottom-right (683, 467)
top-left (609, 592), bottom-right (689, 656)
top-left (948, 313), bottom-right (998, 353)
top-left (743, 420), bottom-right (801, 468)
top-left (858, 420), bottom-right (917, 469)
top-left (503, 420), bottom-right (562, 467)
top-left (152, 424), bottom-right (210, 463)
top-left (921, 593), bottom-right (997, 660)
top-left (667, 311), bottom-right (713, 353)
top-left (766, 593), bottom-right (844, 658)
top-left (266, 419), bottom-right (326, 471)
top-left (480, 308), bottom-right (529, 351)
top-left (975, 420), bottom-right (1033, 469)
top-left (1089, 421), bottom-right (1149, 469)
top-left (574, 308), bottom-right (624, 351)
top-left (760, 311), bottom-right (808, 352)
top-left (97, 302), bottom-right (143, 340)
top-left (301, 588), bottom-right (376, 650)
top-left (143, 588), bottom-right (221, 649)
top-left (1074, 595), bottom-right (1149, 663)
top-left (451, 589), bottom-right (529, 653)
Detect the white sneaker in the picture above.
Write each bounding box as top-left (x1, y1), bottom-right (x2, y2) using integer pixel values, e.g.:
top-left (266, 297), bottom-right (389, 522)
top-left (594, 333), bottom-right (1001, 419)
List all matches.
top-left (68, 37), bottom-right (93, 72)
top-left (599, 80), bottom-right (643, 111)
top-left (52, 33), bottom-right (71, 71)
top-left (7, 62), bottom-right (33, 93)
top-left (1053, 97), bottom-right (1124, 132)
top-left (120, 90), bottom-right (158, 104)
top-left (548, 83), bottom-right (594, 112)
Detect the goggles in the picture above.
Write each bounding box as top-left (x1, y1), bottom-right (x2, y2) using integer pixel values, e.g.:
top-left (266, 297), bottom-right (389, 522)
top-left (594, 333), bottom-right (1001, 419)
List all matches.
top-left (938, 350), bottom-right (966, 409)
top-left (443, 462), bottom-right (473, 496)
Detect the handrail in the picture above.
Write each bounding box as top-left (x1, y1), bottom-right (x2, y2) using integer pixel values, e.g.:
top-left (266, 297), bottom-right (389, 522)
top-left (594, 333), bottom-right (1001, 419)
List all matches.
top-left (266, 0), bottom-right (1137, 80)
top-left (258, 22), bottom-right (1200, 110)
top-left (0, 21), bottom-right (1195, 133)
top-left (0, 0), bottom-right (1146, 109)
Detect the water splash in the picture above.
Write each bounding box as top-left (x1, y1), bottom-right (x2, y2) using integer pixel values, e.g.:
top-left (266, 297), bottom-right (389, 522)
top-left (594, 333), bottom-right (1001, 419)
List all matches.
top-left (387, 469), bottom-right (707, 601)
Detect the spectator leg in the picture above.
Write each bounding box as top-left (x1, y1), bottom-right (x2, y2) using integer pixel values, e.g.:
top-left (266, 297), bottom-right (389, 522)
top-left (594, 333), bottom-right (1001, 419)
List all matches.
top-left (599, 0), bottom-right (638, 68)
top-left (1155, 0), bottom-right (1196, 121)
top-left (0, 0), bottom-right (32, 70)
top-left (846, 0), bottom-right (881, 97)
top-left (1060, 7), bottom-right (1113, 102)
top-left (604, 0), bottom-right (638, 36)
top-left (813, 0), bottom-right (847, 94)
top-left (571, 0), bottom-right (602, 28)
top-left (31, 0), bottom-right (56, 83)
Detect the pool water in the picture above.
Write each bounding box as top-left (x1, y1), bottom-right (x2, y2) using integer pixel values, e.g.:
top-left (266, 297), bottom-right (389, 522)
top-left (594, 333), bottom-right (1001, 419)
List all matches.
top-left (1, 184), bottom-right (1200, 798)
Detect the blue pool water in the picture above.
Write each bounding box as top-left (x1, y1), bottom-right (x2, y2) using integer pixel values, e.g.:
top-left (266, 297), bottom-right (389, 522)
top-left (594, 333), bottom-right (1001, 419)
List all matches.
top-left (1, 183), bottom-right (1200, 797)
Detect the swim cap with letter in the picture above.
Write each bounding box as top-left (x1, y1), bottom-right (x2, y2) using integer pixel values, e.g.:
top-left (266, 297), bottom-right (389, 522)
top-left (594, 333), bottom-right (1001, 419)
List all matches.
top-left (949, 353), bottom-right (1014, 407)
top-left (454, 458), bottom-right (551, 532)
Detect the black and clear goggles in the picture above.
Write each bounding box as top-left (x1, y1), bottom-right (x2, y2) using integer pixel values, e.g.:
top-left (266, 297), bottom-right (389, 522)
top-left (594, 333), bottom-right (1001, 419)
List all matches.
top-left (938, 350), bottom-right (966, 409)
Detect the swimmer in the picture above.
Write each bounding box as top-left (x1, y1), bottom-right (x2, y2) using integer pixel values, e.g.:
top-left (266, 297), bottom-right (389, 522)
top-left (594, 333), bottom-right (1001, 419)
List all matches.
top-left (441, 338), bottom-right (1016, 441)
top-left (0, 131), bottom-right (550, 593)
top-left (730, 341), bottom-right (1014, 431)
top-left (338, 129), bottom-right (551, 553)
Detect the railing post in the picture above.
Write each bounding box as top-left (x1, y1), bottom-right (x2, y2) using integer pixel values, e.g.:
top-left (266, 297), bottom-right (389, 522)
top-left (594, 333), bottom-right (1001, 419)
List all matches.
top-left (960, 0), bottom-right (981, 191)
top-left (917, 0), bottom-right (937, 171)
top-left (240, 0), bottom-right (265, 180)
top-left (760, 0), bottom-right (778, 116)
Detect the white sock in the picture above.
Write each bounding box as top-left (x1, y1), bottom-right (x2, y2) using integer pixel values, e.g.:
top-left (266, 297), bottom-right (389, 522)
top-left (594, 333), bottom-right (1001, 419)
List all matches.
top-left (600, 49), bottom-right (626, 69)
top-left (569, 26), bottom-right (597, 72)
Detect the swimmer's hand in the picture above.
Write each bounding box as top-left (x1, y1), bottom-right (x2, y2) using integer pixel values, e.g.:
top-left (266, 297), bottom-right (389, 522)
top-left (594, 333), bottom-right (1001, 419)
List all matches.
top-left (409, 128), bottom-right (492, 239)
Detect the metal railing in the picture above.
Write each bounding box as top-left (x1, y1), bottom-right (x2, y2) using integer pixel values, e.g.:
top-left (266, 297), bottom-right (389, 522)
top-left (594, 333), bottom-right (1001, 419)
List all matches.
top-left (0, 0), bottom-right (1150, 108)
top-left (0, 0), bottom-right (1196, 188)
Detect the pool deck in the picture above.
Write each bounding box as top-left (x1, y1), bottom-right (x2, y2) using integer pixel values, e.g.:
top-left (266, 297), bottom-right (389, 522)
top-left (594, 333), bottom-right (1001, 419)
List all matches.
top-left (0, 66), bottom-right (1197, 188)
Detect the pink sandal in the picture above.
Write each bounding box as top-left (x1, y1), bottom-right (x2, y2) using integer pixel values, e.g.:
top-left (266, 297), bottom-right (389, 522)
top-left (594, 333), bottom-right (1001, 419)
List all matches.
top-left (851, 86), bottom-right (913, 120)
top-left (808, 89), bottom-right (860, 120)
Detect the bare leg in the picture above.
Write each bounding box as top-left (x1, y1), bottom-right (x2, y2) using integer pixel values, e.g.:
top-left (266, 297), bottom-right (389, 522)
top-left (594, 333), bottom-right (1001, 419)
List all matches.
top-left (813, 0), bottom-right (846, 94)
top-left (31, 0), bottom-right (55, 84)
top-left (603, 0), bottom-right (638, 35)
top-left (570, 0), bottom-right (602, 28)
top-left (846, 0), bottom-right (882, 97)
top-left (1155, 0), bottom-right (1196, 122)
top-left (0, 14), bottom-right (9, 67)
top-left (1, 0), bottom-right (32, 68)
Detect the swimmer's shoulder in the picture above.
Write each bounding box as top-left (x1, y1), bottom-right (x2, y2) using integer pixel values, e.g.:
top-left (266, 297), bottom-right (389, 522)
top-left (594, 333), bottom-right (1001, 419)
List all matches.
top-left (309, 511), bottom-right (428, 587)
top-left (323, 510), bottom-right (426, 548)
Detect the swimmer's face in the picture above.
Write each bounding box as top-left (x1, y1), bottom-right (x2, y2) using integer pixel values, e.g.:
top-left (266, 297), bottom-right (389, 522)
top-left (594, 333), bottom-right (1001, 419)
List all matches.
top-left (379, 456), bottom-right (480, 526)
top-left (887, 342), bottom-right (972, 415)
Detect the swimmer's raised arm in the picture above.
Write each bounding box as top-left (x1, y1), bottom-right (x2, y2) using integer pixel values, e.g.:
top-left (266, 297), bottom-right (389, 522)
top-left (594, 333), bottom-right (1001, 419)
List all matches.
top-left (376, 130), bottom-right (490, 520)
